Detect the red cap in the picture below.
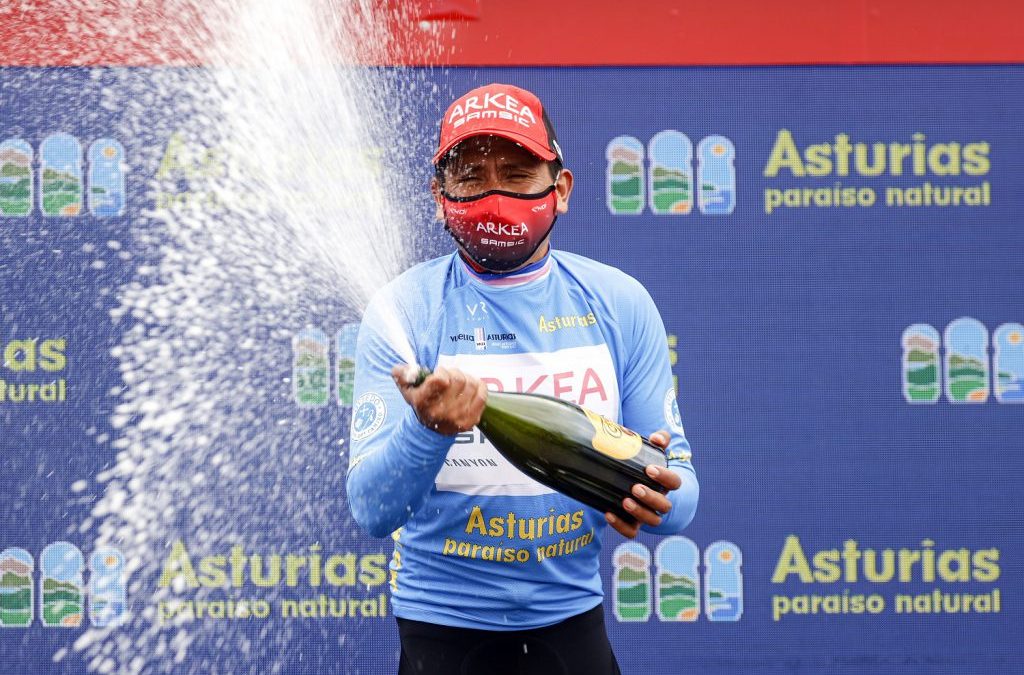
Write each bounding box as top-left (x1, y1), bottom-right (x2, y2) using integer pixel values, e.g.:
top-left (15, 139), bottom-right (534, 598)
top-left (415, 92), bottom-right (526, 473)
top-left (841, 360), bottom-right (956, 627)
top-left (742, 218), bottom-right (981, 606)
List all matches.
top-left (433, 83), bottom-right (563, 165)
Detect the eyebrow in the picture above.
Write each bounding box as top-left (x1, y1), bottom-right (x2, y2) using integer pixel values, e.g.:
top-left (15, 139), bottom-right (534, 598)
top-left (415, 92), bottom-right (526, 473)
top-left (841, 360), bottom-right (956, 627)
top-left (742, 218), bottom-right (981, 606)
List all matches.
top-left (447, 157), bottom-right (539, 176)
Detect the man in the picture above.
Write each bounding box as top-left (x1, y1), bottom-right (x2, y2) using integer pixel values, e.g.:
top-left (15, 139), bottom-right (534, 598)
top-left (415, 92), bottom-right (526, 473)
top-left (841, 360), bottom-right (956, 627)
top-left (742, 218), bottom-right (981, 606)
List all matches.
top-left (347, 83), bottom-right (699, 674)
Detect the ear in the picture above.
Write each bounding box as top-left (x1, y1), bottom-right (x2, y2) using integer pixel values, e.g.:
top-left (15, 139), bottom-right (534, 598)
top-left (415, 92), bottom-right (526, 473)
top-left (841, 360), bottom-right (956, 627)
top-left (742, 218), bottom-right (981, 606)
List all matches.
top-left (554, 168), bottom-right (574, 215)
top-left (430, 176), bottom-right (445, 221)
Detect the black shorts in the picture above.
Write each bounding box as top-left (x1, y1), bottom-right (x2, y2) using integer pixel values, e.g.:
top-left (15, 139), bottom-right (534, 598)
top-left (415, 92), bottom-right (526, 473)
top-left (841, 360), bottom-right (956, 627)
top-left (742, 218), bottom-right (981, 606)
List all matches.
top-left (396, 604), bottom-right (622, 675)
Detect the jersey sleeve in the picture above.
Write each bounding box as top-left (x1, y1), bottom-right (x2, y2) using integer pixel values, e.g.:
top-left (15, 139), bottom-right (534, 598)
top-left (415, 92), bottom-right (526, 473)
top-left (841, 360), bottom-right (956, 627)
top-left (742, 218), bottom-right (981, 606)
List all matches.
top-left (618, 282), bottom-right (699, 535)
top-left (345, 288), bottom-right (454, 538)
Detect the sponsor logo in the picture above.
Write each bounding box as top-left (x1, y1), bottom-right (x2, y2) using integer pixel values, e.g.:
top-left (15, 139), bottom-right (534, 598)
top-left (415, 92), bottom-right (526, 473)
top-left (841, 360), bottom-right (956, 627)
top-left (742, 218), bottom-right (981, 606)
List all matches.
top-left (335, 323), bottom-right (359, 407)
top-left (475, 221), bottom-right (529, 237)
top-left (613, 538), bottom-right (743, 623)
top-left (450, 329), bottom-right (517, 351)
top-left (0, 134), bottom-right (126, 218)
top-left (583, 408), bottom-right (642, 460)
top-left (771, 535), bottom-right (1001, 622)
top-left (293, 327), bottom-right (330, 408)
top-left (351, 393), bottom-right (386, 442)
top-left (0, 334), bottom-right (69, 405)
top-left (466, 302), bottom-right (489, 319)
top-left (0, 543), bottom-right (126, 628)
top-left (442, 506), bottom-right (593, 566)
top-left (447, 92), bottom-right (537, 130)
top-left (664, 387), bottom-right (684, 435)
top-left (667, 331), bottom-right (680, 393)
top-left (606, 132), bottom-right (735, 216)
top-left (478, 367), bottom-right (610, 406)
top-left (443, 455), bottom-right (499, 467)
top-left (157, 540), bottom-right (388, 621)
top-left (292, 324), bottom-right (361, 408)
top-left (902, 318), bottom-right (1023, 404)
top-left (537, 312), bottom-right (597, 333)
top-left (763, 130), bottom-right (991, 216)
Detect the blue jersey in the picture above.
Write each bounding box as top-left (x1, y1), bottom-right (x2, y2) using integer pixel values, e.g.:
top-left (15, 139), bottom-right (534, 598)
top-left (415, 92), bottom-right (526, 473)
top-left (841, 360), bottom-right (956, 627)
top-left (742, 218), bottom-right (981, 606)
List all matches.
top-left (346, 250), bottom-right (698, 630)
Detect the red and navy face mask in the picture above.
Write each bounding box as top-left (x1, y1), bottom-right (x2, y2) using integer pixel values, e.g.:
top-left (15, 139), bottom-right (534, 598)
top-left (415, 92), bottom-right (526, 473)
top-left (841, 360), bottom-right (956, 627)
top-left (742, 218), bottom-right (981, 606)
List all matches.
top-left (440, 184), bottom-right (558, 273)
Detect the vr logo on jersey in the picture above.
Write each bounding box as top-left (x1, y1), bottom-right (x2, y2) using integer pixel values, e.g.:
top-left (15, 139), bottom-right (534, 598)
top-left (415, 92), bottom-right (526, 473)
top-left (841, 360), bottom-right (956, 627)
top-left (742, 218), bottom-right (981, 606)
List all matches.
top-left (466, 302), bottom-right (488, 321)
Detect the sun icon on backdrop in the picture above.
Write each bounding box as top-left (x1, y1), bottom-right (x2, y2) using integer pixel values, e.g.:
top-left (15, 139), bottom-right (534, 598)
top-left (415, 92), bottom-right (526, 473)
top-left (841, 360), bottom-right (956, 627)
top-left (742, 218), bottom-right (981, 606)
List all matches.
top-left (1008, 331), bottom-right (1022, 345)
top-left (719, 549), bottom-right (734, 563)
top-left (102, 145), bottom-right (117, 159)
top-left (712, 144), bottom-right (725, 156)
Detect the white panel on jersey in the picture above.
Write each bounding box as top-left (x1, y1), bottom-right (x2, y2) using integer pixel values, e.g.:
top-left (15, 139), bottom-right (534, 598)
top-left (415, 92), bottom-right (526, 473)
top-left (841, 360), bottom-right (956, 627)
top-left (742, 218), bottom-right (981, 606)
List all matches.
top-left (434, 345), bottom-right (619, 496)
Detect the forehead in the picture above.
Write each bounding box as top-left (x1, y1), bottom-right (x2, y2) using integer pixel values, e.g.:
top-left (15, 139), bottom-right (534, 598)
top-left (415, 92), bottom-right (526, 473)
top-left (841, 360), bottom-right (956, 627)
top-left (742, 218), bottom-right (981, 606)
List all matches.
top-left (444, 135), bottom-right (541, 167)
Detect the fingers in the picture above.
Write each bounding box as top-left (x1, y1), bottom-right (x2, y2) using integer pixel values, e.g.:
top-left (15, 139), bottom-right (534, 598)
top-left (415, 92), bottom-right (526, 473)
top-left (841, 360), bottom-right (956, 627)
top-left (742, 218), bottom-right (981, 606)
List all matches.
top-left (447, 367), bottom-right (468, 398)
top-left (621, 495), bottom-right (663, 527)
top-left (646, 464), bottom-right (683, 490)
top-left (422, 366), bottom-right (451, 401)
top-left (630, 483), bottom-right (672, 514)
top-left (605, 512), bottom-right (640, 539)
top-left (390, 365), bottom-right (485, 436)
top-left (615, 465), bottom-right (685, 531)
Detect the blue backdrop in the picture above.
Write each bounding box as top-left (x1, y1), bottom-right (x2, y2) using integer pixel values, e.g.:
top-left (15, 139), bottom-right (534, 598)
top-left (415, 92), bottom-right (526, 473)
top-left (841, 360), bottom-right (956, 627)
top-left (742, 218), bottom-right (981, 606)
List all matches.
top-left (1, 65), bottom-right (1021, 674)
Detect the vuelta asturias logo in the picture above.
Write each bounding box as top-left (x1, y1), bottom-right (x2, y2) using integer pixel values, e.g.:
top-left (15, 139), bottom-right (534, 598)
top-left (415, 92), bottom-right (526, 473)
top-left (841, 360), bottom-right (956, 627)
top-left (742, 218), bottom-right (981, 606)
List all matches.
top-left (612, 537), bottom-right (742, 623)
top-left (606, 132), bottom-right (735, 216)
top-left (0, 543), bottom-right (126, 628)
top-left (449, 328), bottom-right (518, 352)
top-left (293, 324), bottom-right (359, 408)
top-left (0, 134), bottom-right (126, 217)
top-left (902, 318), bottom-right (1024, 404)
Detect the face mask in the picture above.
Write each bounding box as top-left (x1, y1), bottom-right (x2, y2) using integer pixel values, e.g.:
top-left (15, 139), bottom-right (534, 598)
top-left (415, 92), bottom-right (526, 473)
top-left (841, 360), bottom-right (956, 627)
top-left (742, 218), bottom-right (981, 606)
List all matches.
top-left (440, 183), bottom-right (558, 273)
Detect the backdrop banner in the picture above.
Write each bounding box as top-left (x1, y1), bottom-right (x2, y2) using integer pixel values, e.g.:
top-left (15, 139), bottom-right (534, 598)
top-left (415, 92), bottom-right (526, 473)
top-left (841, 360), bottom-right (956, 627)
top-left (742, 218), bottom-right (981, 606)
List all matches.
top-left (0, 65), bottom-right (1020, 674)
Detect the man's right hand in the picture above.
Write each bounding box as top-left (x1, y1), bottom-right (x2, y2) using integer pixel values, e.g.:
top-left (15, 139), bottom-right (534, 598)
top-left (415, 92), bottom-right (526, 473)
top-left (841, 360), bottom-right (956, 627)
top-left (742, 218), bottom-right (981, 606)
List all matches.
top-left (391, 365), bottom-right (488, 436)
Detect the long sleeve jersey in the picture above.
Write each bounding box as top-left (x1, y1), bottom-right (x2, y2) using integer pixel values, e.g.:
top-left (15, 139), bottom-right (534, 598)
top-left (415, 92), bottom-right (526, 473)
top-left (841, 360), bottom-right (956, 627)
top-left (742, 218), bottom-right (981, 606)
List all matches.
top-left (346, 250), bottom-right (698, 630)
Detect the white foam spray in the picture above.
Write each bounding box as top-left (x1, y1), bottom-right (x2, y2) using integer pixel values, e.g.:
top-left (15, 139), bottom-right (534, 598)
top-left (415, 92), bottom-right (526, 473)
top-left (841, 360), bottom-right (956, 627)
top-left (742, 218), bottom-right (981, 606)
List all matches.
top-left (47, 1), bottom-right (451, 672)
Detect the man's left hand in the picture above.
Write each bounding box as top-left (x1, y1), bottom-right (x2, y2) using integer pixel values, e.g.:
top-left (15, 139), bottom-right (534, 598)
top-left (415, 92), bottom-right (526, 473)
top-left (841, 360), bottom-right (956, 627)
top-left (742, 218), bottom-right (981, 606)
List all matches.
top-left (604, 430), bottom-right (682, 538)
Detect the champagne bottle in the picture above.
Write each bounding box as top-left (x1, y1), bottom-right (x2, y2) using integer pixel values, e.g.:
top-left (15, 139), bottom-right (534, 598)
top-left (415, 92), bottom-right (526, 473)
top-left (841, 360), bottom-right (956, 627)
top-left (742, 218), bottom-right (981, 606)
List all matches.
top-left (403, 366), bottom-right (669, 522)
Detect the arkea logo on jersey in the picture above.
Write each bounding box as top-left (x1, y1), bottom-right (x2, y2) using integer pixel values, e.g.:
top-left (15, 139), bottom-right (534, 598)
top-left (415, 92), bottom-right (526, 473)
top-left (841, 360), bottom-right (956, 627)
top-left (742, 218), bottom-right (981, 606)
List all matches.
top-left (613, 538), bottom-right (742, 623)
top-left (537, 312), bottom-right (597, 333)
top-left (351, 393), bottom-right (386, 442)
top-left (447, 91), bottom-right (537, 130)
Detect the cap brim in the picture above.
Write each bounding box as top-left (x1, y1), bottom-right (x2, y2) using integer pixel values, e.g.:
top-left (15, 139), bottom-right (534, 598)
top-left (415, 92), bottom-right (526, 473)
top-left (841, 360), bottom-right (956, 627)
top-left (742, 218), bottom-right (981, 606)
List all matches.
top-left (432, 128), bottom-right (557, 165)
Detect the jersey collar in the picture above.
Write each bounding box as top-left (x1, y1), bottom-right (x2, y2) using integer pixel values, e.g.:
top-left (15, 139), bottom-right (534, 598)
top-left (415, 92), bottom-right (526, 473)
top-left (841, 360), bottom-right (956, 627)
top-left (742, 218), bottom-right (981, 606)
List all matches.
top-left (457, 251), bottom-right (553, 289)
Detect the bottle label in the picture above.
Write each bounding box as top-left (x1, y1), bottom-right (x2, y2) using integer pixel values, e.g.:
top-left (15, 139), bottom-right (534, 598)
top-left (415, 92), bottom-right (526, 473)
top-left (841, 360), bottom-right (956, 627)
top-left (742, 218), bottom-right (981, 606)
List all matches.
top-left (582, 408), bottom-right (643, 460)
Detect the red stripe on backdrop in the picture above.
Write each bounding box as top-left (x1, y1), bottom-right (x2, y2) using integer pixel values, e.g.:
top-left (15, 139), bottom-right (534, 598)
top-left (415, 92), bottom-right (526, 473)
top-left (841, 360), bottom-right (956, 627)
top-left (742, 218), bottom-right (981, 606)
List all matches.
top-left (0, 0), bottom-right (1022, 66)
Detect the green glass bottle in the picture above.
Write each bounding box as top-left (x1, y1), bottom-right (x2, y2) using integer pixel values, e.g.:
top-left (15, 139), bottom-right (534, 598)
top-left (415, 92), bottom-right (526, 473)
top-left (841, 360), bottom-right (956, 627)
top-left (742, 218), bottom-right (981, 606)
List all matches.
top-left (405, 366), bottom-right (669, 522)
